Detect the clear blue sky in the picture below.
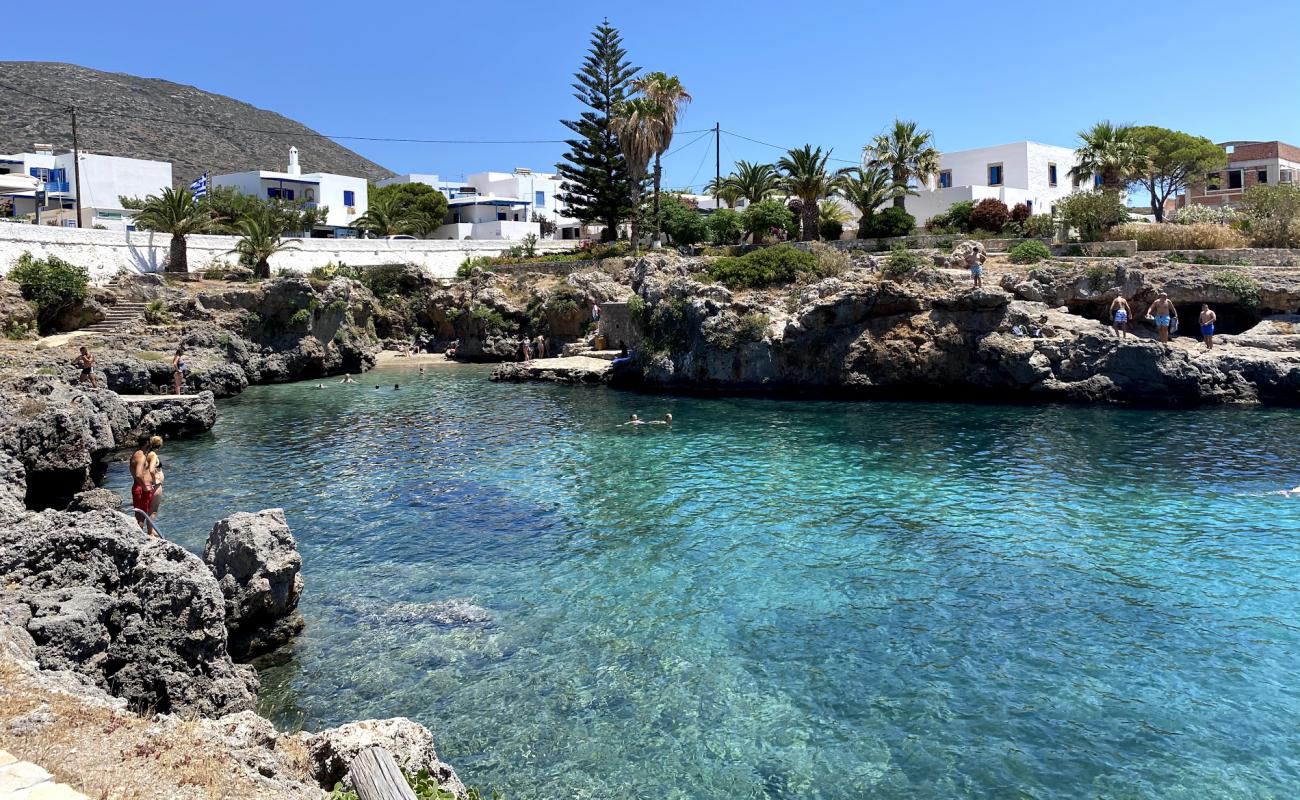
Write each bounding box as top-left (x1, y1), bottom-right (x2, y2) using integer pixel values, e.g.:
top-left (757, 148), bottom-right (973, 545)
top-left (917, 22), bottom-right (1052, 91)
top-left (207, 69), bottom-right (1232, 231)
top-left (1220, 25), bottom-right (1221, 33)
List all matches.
top-left (10, 0), bottom-right (1298, 189)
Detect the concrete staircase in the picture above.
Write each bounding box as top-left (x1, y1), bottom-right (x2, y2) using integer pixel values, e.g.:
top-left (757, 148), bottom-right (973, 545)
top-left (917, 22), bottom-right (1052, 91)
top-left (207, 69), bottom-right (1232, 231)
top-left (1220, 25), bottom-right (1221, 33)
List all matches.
top-left (81, 302), bottom-right (147, 334)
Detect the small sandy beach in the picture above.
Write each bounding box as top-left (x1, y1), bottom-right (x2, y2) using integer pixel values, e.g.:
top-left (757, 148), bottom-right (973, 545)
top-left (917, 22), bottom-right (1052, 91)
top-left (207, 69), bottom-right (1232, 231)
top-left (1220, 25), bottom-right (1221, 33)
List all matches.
top-left (374, 351), bottom-right (456, 366)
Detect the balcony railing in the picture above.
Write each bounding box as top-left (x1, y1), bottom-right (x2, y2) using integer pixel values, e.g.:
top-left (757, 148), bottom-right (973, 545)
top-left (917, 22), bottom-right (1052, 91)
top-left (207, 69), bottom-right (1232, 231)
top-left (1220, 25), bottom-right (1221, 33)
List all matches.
top-left (43, 181), bottom-right (70, 193)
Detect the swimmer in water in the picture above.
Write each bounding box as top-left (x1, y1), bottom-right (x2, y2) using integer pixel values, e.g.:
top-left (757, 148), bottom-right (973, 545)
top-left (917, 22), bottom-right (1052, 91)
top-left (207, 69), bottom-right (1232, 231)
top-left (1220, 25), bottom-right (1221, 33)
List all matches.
top-left (650, 413), bottom-right (673, 426)
top-left (621, 413), bottom-right (646, 426)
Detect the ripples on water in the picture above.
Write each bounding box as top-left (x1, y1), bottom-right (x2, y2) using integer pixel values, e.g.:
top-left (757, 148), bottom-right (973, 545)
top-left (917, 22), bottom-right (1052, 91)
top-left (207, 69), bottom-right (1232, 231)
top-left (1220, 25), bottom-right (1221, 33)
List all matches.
top-left (106, 366), bottom-right (1300, 799)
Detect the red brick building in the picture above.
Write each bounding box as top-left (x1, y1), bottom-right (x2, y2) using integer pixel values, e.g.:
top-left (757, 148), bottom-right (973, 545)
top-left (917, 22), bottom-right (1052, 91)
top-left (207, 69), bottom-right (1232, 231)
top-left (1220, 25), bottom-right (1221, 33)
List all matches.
top-left (1179, 140), bottom-right (1300, 208)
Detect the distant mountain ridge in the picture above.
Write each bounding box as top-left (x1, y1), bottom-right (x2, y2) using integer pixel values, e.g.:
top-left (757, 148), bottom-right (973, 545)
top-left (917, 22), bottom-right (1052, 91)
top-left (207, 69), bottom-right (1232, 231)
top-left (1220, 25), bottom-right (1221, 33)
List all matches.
top-left (0, 62), bottom-right (394, 184)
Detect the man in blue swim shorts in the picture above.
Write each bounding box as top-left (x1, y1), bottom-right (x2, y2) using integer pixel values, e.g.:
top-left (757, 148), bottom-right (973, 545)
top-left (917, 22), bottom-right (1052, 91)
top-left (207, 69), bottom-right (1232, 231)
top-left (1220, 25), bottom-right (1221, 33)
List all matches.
top-left (1199, 303), bottom-right (1217, 350)
top-left (1146, 290), bottom-right (1178, 344)
top-left (1109, 296), bottom-right (1132, 338)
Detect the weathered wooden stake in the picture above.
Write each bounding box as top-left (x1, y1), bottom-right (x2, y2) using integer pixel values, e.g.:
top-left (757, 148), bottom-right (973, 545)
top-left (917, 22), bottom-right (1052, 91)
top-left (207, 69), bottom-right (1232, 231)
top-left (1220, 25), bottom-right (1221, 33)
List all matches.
top-left (346, 746), bottom-right (417, 800)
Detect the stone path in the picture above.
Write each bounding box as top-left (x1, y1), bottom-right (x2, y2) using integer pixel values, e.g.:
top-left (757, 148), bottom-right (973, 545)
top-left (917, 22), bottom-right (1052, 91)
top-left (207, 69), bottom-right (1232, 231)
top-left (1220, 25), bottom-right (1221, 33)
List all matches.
top-left (0, 751), bottom-right (88, 800)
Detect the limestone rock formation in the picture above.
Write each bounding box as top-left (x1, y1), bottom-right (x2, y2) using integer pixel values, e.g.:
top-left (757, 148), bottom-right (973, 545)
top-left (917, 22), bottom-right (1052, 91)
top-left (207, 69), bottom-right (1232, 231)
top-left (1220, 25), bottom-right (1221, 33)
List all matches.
top-left (0, 509), bottom-right (258, 716)
top-left (306, 718), bottom-right (467, 798)
top-left (204, 508), bottom-right (305, 660)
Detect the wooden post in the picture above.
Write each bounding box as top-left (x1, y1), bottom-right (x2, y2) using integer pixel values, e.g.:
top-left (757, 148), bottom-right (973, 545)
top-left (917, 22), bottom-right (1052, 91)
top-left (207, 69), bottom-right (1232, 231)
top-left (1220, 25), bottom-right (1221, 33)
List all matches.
top-left (345, 747), bottom-right (417, 800)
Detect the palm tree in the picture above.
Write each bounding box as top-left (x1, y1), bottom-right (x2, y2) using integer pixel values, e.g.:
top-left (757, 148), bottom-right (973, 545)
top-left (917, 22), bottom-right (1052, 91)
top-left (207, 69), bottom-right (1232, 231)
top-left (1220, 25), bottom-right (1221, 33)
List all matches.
top-left (132, 186), bottom-right (212, 273)
top-left (704, 176), bottom-right (743, 209)
top-left (230, 211), bottom-right (300, 279)
top-left (866, 119), bottom-right (940, 209)
top-left (634, 72), bottom-right (691, 246)
top-left (351, 193), bottom-right (428, 237)
top-left (777, 145), bottom-right (849, 241)
top-left (723, 161), bottom-right (781, 205)
top-left (610, 97), bottom-right (662, 253)
top-left (838, 166), bottom-right (895, 238)
top-left (1070, 121), bottom-right (1145, 191)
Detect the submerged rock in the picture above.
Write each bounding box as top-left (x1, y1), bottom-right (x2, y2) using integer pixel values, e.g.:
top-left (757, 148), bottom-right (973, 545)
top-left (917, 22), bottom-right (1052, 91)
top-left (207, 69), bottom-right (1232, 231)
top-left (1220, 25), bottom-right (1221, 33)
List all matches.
top-left (204, 508), bottom-right (306, 660)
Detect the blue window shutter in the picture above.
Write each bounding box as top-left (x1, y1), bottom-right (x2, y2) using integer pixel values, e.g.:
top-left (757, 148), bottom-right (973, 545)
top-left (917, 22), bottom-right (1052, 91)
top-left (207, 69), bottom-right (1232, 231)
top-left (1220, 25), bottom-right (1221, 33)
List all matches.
top-left (535, 190), bottom-right (545, 206)
top-left (286, 189), bottom-right (294, 201)
top-left (343, 190), bottom-right (354, 206)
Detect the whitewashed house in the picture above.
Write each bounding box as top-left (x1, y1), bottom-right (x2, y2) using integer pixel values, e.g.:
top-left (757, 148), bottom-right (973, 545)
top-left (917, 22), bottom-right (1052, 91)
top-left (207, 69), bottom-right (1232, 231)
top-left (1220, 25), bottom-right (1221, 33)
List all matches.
top-left (900, 141), bottom-right (1086, 226)
top-left (212, 147), bottom-right (367, 237)
top-left (380, 168), bottom-right (590, 240)
top-left (0, 144), bottom-right (171, 230)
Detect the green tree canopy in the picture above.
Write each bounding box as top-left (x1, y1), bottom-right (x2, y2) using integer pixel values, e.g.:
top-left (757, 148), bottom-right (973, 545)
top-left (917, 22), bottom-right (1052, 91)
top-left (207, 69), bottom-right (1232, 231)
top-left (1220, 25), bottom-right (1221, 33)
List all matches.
top-left (1127, 126), bottom-right (1226, 222)
top-left (1069, 121), bottom-right (1146, 191)
top-left (659, 194), bottom-right (709, 246)
top-left (367, 182), bottom-right (449, 234)
top-left (707, 208), bottom-right (745, 245)
top-left (556, 20), bottom-right (639, 242)
top-left (742, 198), bottom-right (795, 245)
top-left (131, 186), bottom-right (212, 273)
top-left (778, 145), bottom-right (849, 241)
top-left (1240, 184), bottom-right (1300, 248)
top-left (866, 120), bottom-right (939, 209)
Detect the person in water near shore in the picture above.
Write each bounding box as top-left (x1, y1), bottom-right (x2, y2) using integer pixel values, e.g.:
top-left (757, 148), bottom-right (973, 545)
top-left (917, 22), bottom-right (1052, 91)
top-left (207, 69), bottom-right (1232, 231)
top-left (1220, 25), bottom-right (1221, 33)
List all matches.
top-left (129, 435), bottom-right (163, 536)
top-left (1109, 297), bottom-right (1132, 338)
top-left (339, 374), bottom-right (356, 384)
top-left (622, 413), bottom-right (647, 426)
top-left (1199, 304), bottom-right (1218, 350)
top-left (650, 413), bottom-right (673, 426)
top-left (394, 384), bottom-right (400, 390)
top-left (73, 346), bottom-right (97, 388)
top-left (1146, 291), bottom-right (1178, 344)
top-left (148, 455), bottom-right (165, 522)
top-left (172, 347), bottom-right (188, 395)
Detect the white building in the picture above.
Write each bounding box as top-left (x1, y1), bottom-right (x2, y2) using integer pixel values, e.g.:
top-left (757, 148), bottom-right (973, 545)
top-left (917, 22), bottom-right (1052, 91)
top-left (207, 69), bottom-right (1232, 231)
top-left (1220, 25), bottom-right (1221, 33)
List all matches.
top-left (212, 147), bottom-right (367, 237)
top-left (901, 141), bottom-right (1085, 226)
top-left (0, 145), bottom-right (172, 231)
top-left (379, 168), bottom-right (591, 241)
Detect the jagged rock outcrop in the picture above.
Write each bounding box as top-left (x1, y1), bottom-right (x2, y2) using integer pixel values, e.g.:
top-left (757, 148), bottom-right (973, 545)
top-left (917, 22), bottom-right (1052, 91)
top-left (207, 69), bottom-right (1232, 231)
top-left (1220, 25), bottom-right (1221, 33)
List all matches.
top-left (0, 377), bottom-right (216, 509)
top-left (204, 509), bottom-right (305, 660)
top-left (0, 507), bottom-right (258, 716)
top-left (307, 718), bottom-right (467, 798)
top-left (618, 255), bottom-right (1300, 406)
top-left (0, 280), bottom-right (37, 338)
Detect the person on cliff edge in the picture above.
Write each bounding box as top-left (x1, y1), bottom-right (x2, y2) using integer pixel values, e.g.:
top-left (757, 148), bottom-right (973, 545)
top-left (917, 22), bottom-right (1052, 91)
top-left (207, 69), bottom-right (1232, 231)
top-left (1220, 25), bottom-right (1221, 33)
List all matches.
top-left (72, 346), bottom-right (97, 388)
top-left (129, 435), bottom-right (164, 536)
top-left (1146, 291), bottom-right (1178, 345)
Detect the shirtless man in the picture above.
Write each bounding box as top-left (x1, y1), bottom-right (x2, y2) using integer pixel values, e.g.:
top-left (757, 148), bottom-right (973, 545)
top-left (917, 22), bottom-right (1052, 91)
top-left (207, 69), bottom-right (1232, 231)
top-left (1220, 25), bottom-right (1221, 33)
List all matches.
top-left (129, 435), bottom-right (163, 536)
top-left (1199, 304), bottom-right (1218, 350)
top-left (1146, 291), bottom-right (1178, 344)
top-left (1109, 297), bottom-right (1132, 338)
top-left (964, 245), bottom-right (987, 289)
top-left (72, 346), bottom-right (97, 388)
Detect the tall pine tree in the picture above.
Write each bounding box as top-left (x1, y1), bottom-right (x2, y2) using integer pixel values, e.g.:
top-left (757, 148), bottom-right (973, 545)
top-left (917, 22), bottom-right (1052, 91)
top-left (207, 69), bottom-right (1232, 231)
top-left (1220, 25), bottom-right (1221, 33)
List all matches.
top-left (557, 20), bottom-right (639, 242)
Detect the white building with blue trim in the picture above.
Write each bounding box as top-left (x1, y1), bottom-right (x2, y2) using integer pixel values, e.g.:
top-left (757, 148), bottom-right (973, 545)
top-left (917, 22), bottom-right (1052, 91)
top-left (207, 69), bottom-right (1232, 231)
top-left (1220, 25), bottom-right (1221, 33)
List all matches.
top-left (212, 147), bottom-right (368, 238)
top-left (379, 168), bottom-right (589, 241)
top-left (0, 144), bottom-right (171, 230)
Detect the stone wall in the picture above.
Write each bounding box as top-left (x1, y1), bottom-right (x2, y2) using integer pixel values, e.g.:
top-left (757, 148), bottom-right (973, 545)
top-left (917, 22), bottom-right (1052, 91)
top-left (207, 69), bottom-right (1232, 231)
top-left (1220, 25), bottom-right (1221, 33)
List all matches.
top-left (825, 235), bottom-right (1052, 253)
top-left (487, 259), bottom-right (601, 276)
top-left (1146, 248), bottom-right (1300, 267)
top-left (0, 223), bottom-right (573, 284)
top-left (1052, 241), bottom-right (1139, 257)
top-left (597, 301), bottom-right (638, 350)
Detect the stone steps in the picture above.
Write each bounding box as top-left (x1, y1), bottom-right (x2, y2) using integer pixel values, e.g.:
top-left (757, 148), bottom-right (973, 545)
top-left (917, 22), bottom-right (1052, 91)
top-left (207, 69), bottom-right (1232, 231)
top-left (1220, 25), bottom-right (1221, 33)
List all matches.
top-left (0, 750), bottom-right (89, 799)
top-left (81, 302), bottom-right (147, 333)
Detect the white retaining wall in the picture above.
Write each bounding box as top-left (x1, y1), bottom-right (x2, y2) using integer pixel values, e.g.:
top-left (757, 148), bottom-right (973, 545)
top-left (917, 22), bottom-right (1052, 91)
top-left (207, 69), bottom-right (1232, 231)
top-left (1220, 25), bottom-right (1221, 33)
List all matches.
top-left (0, 223), bottom-right (574, 283)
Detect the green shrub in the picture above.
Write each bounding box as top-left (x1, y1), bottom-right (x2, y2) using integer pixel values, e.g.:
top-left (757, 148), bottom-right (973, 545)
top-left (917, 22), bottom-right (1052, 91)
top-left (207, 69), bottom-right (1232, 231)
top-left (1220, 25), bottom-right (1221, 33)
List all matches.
top-left (1020, 214), bottom-right (1056, 239)
top-left (542, 284), bottom-right (586, 317)
top-left (1105, 222), bottom-right (1248, 250)
top-left (737, 312), bottom-right (770, 343)
top-left (881, 244), bottom-right (926, 278)
top-left (861, 206), bottom-right (915, 238)
top-left (289, 308), bottom-right (312, 327)
top-left (469, 304), bottom-right (515, 333)
top-left (707, 208), bottom-right (745, 245)
top-left (660, 194), bottom-right (709, 246)
top-left (818, 219), bottom-right (844, 241)
top-left (1168, 204), bottom-right (1238, 226)
top-left (143, 299), bottom-right (171, 324)
top-left (1084, 264), bottom-right (1113, 287)
top-left (808, 242), bottom-right (850, 278)
top-left (1056, 190), bottom-right (1129, 241)
top-left (1008, 239), bottom-right (1051, 264)
top-left (741, 199), bottom-right (795, 245)
top-left (4, 319), bottom-right (36, 340)
top-left (969, 199), bottom-right (1011, 233)
top-left (926, 200), bottom-right (974, 233)
top-left (1239, 184), bottom-right (1300, 247)
top-left (706, 244), bottom-right (818, 289)
top-left (1212, 270), bottom-right (1260, 308)
top-left (8, 251), bottom-right (89, 333)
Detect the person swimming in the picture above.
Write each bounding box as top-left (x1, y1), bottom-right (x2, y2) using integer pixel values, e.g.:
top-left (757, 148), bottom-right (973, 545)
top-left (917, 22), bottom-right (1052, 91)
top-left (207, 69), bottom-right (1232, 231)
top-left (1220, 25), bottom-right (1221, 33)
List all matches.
top-left (340, 374), bottom-right (357, 384)
top-left (622, 413), bottom-right (647, 426)
top-left (650, 413), bottom-right (673, 426)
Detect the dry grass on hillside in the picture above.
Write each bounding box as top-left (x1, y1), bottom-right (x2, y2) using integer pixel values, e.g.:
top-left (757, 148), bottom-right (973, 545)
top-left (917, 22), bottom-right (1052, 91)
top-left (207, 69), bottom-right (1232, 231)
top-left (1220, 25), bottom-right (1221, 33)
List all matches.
top-left (0, 659), bottom-right (315, 800)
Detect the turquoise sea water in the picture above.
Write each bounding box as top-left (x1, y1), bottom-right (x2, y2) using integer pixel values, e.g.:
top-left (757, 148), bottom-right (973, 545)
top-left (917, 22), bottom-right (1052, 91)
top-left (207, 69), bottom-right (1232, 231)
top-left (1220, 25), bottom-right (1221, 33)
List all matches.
top-left (106, 365), bottom-right (1300, 799)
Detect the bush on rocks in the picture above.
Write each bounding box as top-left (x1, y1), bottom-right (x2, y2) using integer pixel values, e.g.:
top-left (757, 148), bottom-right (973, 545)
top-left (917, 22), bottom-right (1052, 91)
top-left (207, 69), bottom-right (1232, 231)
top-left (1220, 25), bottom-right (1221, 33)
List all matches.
top-left (861, 207), bottom-right (915, 238)
top-left (707, 244), bottom-right (818, 289)
top-left (8, 252), bottom-right (89, 333)
top-left (1008, 240), bottom-right (1052, 264)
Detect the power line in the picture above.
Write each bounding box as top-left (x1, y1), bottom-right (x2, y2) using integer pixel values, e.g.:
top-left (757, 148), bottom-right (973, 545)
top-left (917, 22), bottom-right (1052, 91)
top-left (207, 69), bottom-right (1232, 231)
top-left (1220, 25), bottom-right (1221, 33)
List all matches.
top-left (721, 128), bottom-right (860, 165)
top-left (660, 129), bottom-right (712, 159)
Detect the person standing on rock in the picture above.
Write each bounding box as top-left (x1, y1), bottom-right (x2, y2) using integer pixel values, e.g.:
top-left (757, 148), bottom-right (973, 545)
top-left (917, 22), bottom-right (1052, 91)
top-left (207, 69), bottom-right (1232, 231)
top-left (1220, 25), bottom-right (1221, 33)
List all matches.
top-left (72, 345), bottom-right (97, 388)
top-left (964, 245), bottom-right (986, 289)
top-left (171, 347), bottom-right (189, 395)
top-left (129, 435), bottom-right (163, 536)
top-left (1146, 291), bottom-right (1178, 344)
top-left (535, 334), bottom-right (547, 359)
top-left (1109, 297), bottom-right (1132, 338)
top-left (1199, 304), bottom-right (1218, 350)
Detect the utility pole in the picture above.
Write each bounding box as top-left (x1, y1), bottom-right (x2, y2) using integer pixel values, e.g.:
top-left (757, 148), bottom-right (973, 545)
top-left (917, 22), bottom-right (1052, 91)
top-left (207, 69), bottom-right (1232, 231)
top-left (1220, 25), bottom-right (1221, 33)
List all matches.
top-left (69, 106), bottom-right (83, 228)
top-left (714, 122), bottom-right (721, 206)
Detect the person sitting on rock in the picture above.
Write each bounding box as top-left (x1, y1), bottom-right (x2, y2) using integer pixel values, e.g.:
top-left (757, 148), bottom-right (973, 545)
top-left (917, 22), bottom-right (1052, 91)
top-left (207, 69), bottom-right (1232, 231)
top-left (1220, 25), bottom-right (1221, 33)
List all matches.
top-left (1109, 297), bottom-right (1132, 338)
top-left (129, 435), bottom-right (164, 536)
top-left (72, 346), bottom-right (97, 388)
top-left (1146, 291), bottom-right (1178, 344)
top-left (1199, 304), bottom-right (1218, 350)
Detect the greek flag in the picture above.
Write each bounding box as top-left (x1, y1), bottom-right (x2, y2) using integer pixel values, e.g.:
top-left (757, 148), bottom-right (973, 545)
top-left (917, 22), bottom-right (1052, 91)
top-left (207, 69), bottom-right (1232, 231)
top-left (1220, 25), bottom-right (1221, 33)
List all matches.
top-left (189, 172), bottom-right (208, 201)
